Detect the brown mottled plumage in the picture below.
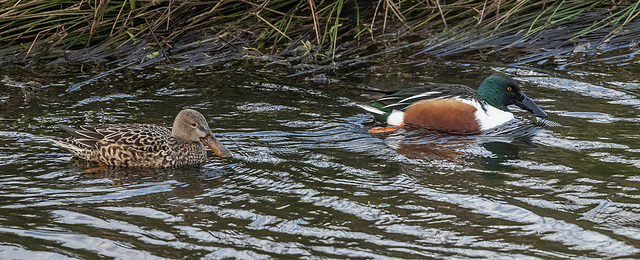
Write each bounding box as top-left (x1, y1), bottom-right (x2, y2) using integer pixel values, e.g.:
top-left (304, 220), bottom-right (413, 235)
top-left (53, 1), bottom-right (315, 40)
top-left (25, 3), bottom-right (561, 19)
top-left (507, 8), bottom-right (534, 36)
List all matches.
top-left (53, 109), bottom-right (232, 167)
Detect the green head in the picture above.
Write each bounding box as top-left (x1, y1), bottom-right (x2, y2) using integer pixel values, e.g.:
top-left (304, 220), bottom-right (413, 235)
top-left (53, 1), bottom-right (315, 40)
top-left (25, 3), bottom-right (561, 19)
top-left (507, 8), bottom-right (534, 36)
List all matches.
top-left (477, 73), bottom-right (547, 117)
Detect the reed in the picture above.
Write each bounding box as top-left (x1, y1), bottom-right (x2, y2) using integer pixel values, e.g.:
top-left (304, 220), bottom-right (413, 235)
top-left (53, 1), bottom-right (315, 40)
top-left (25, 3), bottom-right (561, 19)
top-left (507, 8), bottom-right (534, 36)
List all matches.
top-left (0, 0), bottom-right (636, 64)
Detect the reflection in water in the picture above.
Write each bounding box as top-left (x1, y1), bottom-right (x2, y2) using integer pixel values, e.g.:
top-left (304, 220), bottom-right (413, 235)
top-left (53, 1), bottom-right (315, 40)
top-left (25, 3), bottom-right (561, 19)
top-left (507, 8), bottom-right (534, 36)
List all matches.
top-left (0, 66), bottom-right (639, 258)
top-left (480, 141), bottom-right (523, 171)
top-left (378, 120), bottom-right (546, 172)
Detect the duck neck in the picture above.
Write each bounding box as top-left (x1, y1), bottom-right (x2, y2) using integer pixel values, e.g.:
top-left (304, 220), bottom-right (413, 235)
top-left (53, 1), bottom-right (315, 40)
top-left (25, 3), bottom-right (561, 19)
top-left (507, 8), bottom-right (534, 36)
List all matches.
top-left (479, 94), bottom-right (508, 111)
top-left (174, 141), bottom-right (208, 165)
top-left (172, 134), bottom-right (191, 144)
top-left (477, 86), bottom-right (508, 111)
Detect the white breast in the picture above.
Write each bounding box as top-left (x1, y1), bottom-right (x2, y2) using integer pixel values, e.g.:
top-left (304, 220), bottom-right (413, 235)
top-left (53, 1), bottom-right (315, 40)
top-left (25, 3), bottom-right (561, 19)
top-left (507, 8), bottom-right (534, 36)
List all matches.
top-left (459, 99), bottom-right (515, 131)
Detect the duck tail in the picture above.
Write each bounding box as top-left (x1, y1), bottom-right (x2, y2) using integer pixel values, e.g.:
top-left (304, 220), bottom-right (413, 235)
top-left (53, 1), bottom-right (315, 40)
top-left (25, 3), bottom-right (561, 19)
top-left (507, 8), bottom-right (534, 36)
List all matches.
top-left (52, 138), bottom-right (89, 158)
top-left (357, 104), bottom-right (386, 115)
top-left (358, 103), bottom-right (404, 126)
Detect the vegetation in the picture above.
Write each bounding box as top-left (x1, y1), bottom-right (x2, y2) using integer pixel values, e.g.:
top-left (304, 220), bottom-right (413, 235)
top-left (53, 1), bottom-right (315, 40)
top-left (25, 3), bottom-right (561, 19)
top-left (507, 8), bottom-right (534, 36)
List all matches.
top-left (0, 0), bottom-right (637, 66)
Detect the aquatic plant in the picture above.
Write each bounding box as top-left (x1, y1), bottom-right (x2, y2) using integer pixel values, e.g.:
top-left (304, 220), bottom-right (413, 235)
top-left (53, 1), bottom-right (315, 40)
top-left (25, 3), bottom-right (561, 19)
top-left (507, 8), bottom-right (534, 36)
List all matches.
top-left (0, 0), bottom-right (637, 65)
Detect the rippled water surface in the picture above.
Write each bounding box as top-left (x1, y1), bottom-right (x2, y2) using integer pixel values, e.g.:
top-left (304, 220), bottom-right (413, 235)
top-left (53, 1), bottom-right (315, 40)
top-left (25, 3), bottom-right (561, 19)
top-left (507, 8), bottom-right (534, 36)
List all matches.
top-left (1, 61), bottom-right (639, 259)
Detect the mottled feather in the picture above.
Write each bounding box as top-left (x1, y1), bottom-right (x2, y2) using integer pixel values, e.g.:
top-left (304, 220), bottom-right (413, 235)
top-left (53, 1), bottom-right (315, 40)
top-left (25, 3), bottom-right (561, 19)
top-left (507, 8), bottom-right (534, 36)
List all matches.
top-left (53, 109), bottom-right (231, 168)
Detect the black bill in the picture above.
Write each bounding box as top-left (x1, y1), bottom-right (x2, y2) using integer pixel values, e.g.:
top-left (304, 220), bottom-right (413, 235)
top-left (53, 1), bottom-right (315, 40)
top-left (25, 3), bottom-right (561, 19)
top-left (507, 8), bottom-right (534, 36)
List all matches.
top-left (514, 92), bottom-right (548, 118)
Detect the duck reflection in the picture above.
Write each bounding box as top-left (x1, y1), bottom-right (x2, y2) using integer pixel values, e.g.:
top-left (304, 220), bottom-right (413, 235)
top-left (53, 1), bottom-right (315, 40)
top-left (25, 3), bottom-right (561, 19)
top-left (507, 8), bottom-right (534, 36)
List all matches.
top-left (65, 157), bottom-right (233, 199)
top-left (378, 119), bottom-right (545, 171)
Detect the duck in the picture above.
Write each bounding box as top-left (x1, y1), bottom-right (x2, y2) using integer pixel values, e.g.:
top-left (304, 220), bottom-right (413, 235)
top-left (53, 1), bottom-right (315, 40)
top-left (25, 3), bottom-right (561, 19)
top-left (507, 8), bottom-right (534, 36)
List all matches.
top-left (359, 73), bottom-right (548, 134)
top-left (53, 109), bottom-right (232, 167)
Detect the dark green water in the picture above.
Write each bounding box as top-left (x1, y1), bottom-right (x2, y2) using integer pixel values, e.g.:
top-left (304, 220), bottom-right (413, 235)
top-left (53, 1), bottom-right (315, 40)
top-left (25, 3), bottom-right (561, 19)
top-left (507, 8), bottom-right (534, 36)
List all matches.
top-left (0, 60), bottom-right (639, 259)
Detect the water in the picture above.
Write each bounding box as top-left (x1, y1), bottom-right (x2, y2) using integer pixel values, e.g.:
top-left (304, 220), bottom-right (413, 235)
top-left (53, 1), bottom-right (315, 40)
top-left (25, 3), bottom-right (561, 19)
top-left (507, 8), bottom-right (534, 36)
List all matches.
top-left (0, 60), bottom-right (639, 259)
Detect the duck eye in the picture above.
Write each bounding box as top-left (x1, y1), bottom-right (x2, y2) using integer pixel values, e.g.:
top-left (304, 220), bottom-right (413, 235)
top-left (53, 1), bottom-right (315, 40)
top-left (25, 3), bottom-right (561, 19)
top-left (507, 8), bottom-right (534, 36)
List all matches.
top-left (190, 123), bottom-right (198, 127)
top-left (507, 87), bottom-right (513, 92)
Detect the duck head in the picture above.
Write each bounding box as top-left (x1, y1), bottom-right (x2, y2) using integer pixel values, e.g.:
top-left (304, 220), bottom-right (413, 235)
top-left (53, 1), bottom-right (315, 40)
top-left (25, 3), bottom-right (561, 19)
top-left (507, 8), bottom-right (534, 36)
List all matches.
top-left (477, 73), bottom-right (547, 117)
top-left (172, 109), bottom-right (233, 158)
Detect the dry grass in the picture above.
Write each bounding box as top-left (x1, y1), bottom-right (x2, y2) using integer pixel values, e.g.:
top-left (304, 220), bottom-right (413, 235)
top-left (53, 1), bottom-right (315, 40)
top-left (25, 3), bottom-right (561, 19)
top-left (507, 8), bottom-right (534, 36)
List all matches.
top-left (0, 0), bottom-right (637, 65)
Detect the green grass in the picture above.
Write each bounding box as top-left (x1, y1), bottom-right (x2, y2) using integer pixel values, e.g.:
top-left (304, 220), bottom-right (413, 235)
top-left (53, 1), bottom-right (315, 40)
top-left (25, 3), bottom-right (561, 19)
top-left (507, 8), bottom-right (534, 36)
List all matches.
top-left (0, 0), bottom-right (637, 64)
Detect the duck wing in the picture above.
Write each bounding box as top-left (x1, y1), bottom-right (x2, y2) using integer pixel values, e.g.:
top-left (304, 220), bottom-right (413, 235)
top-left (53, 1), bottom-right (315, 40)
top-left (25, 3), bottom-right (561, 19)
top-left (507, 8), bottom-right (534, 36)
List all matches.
top-left (376, 84), bottom-right (482, 111)
top-left (57, 124), bottom-right (172, 152)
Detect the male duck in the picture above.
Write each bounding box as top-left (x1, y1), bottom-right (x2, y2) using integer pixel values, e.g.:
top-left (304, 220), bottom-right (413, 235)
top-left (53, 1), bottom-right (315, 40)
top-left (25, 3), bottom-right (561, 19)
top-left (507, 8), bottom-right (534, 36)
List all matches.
top-left (53, 109), bottom-right (232, 167)
top-left (359, 73), bottom-right (548, 134)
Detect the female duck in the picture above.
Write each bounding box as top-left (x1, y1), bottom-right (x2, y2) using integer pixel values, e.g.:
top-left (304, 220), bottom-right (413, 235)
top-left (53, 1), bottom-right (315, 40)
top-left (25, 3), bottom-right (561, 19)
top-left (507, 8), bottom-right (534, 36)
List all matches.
top-left (359, 73), bottom-right (548, 134)
top-left (54, 109), bottom-right (232, 167)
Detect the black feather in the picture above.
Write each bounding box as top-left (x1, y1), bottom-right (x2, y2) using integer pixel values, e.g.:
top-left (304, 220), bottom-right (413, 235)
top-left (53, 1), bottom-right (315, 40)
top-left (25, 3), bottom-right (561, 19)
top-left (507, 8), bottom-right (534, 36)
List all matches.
top-left (374, 83), bottom-right (484, 111)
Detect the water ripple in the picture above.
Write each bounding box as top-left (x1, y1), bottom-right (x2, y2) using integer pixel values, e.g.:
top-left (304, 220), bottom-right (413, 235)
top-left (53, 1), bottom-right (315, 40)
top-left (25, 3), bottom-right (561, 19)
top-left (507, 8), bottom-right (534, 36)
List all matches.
top-left (1, 65), bottom-right (639, 258)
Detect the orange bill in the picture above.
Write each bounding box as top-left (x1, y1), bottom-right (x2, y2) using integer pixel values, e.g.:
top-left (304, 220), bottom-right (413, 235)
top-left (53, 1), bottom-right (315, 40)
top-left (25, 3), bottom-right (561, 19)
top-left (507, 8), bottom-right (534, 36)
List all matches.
top-left (200, 134), bottom-right (233, 158)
